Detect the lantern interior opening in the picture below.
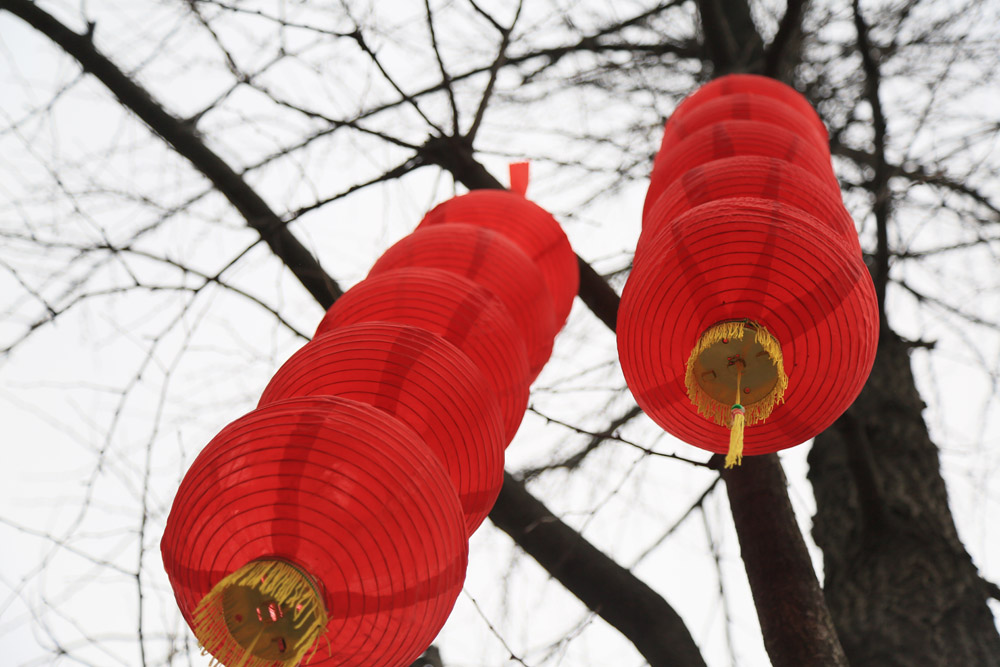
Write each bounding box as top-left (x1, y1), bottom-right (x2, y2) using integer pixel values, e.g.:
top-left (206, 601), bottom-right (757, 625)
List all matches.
top-left (193, 559), bottom-right (327, 667)
top-left (684, 320), bottom-right (788, 429)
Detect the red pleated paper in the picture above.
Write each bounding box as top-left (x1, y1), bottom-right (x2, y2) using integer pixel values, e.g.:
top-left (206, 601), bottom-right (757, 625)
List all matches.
top-left (160, 396), bottom-right (468, 667)
top-left (618, 197), bottom-right (878, 454)
top-left (419, 190), bottom-right (579, 329)
top-left (641, 156), bottom-right (860, 255)
top-left (644, 120), bottom-right (840, 219)
top-left (315, 267), bottom-right (529, 444)
top-left (668, 73), bottom-right (829, 150)
top-left (657, 92), bottom-right (829, 157)
top-left (368, 223), bottom-right (557, 381)
top-left (258, 322), bottom-right (504, 536)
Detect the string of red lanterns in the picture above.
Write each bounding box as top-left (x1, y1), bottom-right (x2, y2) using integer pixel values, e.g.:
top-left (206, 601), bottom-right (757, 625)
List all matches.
top-left (161, 164), bottom-right (578, 666)
top-left (161, 73), bottom-right (882, 666)
top-left (619, 74), bottom-right (879, 467)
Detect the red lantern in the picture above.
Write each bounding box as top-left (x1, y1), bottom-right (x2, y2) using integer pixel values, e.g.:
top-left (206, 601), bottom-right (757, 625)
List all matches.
top-left (258, 322), bottom-right (504, 536)
top-left (641, 156), bottom-right (860, 254)
top-left (315, 267), bottom-right (530, 444)
top-left (619, 197), bottom-right (877, 455)
top-left (666, 73), bottom-right (829, 149)
top-left (368, 223), bottom-right (557, 381)
top-left (164, 181), bottom-right (580, 665)
top-left (419, 190), bottom-right (579, 329)
top-left (620, 74), bottom-right (878, 467)
top-left (161, 396), bottom-right (468, 667)
top-left (657, 92), bottom-right (829, 157)
top-left (644, 120), bottom-right (840, 219)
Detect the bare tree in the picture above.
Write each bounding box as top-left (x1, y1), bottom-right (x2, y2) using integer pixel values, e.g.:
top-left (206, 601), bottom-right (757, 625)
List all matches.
top-left (1, 0), bottom-right (998, 665)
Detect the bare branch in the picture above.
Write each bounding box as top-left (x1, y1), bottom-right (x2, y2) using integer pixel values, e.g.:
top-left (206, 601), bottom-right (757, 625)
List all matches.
top-left (1, 0), bottom-right (343, 308)
top-left (853, 0), bottom-right (891, 326)
top-left (489, 472), bottom-right (708, 667)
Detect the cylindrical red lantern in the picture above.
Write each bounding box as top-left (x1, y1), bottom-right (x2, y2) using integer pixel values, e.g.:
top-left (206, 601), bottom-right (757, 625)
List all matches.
top-left (164, 181), bottom-right (580, 665)
top-left (419, 190), bottom-right (579, 329)
top-left (368, 223), bottom-right (557, 381)
top-left (315, 267), bottom-right (530, 444)
top-left (258, 322), bottom-right (505, 536)
top-left (620, 74), bottom-right (877, 466)
top-left (644, 120), bottom-right (840, 219)
top-left (641, 156), bottom-right (860, 254)
top-left (666, 73), bottom-right (829, 149)
top-left (161, 396), bottom-right (468, 667)
top-left (619, 197), bottom-right (877, 457)
top-left (657, 93), bottom-right (829, 157)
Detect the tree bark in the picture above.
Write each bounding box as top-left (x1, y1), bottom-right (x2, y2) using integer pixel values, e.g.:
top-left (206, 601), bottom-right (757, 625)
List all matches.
top-left (809, 331), bottom-right (1000, 666)
top-left (719, 455), bottom-right (848, 666)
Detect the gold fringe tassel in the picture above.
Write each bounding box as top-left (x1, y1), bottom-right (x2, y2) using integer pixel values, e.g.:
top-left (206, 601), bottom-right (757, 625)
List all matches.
top-left (726, 407), bottom-right (745, 468)
top-left (684, 320), bottom-right (789, 428)
top-left (192, 559), bottom-right (328, 667)
top-left (685, 320), bottom-right (789, 467)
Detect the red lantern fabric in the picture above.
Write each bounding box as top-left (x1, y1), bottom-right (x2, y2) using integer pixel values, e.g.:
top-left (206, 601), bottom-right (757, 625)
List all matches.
top-left (164, 185), bottom-right (579, 664)
top-left (657, 92), bottom-right (829, 157)
top-left (315, 267), bottom-right (529, 444)
top-left (368, 223), bottom-right (557, 381)
top-left (419, 190), bottom-right (579, 329)
top-left (668, 73), bottom-right (829, 150)
top-left (644, 120), bottom-right (840, 219)
top-left (623, 73), bottom-right (878, 465)
top-left (618, 197), bottom-right (878, 454)
top-left (161, 395), bottom-right (468, 667)
top-left (641, 156), bottom-right (860, 254)
top-left (258, 322), bottom-right (504, 536)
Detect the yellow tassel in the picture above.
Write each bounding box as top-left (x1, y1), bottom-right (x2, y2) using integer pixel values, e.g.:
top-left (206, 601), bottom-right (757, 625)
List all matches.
top-left (192, 559), bottom-right (328, 667)
top-left (685, 320), bottom-right (747, 423)
top-left (685, 320), bottom-right (789, 428)
top-left (726, 406), bottom-right (746, 468)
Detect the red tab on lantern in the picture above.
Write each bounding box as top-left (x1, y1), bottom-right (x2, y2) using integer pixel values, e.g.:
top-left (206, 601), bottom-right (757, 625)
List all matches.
top-left (509, 161), bottom-right (530, 195)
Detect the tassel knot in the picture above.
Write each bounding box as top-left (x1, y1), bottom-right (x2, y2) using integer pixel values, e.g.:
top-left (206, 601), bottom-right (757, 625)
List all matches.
top-left (726, 404), bottom-right (746, 469)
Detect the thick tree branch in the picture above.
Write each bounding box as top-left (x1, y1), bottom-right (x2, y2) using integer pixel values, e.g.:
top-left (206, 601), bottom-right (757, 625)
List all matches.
top-left (490, 472), bottom-right (707, 667)
top-left (716, 455), bottom-right (848, 666)
top-left (1, 0), bottom-right (343, 308)
top-left (763, 0), bottom-right (809, 80)
top-left (696, 0), bottom-right (765, 74)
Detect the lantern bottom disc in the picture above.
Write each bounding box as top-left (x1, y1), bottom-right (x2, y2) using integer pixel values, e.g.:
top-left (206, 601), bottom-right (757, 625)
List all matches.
top-left (685, 320), bottom-right (789, 466)
top-left (192, 559), bottom-right (328, 667)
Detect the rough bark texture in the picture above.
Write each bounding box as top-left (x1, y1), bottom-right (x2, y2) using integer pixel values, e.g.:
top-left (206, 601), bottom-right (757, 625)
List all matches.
top-left (720, 455), bottom-right (848, 666)
top-left (809, 331), bottom-right (1000, 666)
top-left (695, 0), bottom-right (765, 75)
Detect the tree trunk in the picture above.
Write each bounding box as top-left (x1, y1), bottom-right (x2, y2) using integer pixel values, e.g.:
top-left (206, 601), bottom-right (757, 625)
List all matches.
top-left (721, 455), bottom-right (847, 666)
top-left (809, 331), bottom-right (1000, 665)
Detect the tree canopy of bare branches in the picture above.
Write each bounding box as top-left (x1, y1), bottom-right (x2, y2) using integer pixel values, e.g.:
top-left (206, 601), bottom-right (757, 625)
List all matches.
top-left (1, 1), bottom-right (998, 665)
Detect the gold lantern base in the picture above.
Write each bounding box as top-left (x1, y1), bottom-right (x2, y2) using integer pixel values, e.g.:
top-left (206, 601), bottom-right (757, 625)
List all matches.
top-left (192, 559), bottom-right (328, 667)
top-left (685, 320), bottom-right (788, 467)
